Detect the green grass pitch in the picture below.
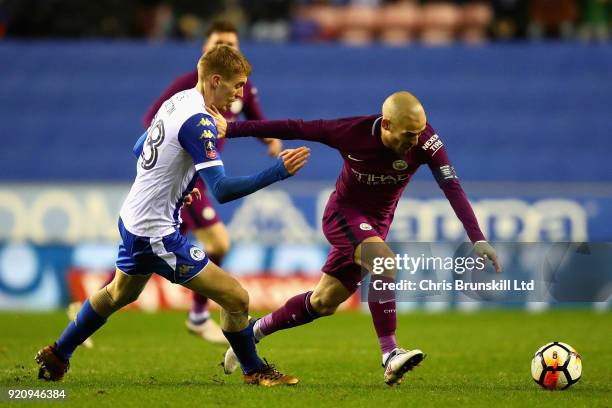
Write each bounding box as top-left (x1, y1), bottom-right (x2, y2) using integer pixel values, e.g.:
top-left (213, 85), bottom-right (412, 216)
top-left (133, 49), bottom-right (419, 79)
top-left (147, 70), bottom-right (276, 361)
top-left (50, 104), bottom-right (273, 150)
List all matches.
top-left (1, 310), bottom-right (610, 407)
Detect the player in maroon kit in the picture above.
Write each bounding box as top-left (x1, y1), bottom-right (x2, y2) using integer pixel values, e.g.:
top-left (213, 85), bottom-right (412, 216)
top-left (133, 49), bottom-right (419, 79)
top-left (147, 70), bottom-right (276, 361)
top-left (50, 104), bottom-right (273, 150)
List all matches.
top-left (216, 91), bottom-right (501, 385)
top-left (142, 20), bottom-right (281, 344)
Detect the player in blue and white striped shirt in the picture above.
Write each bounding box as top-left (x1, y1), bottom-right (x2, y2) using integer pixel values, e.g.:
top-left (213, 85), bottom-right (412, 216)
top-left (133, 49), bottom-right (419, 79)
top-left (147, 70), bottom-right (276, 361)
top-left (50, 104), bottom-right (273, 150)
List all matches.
top-left (36, 45), bottom-right (309, 387)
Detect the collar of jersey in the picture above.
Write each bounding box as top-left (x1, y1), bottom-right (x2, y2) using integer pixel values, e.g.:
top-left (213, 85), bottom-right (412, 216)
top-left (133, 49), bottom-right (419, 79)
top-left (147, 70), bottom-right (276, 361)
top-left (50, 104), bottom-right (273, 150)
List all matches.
top-left (190, 87), bottom-right (206, 111)
top-left (371, 116), bottom-right (382, 137)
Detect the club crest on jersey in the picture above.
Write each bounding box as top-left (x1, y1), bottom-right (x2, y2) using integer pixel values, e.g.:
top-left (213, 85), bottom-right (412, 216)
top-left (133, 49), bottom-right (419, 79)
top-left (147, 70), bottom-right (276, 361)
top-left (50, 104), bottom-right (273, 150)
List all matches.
top-left (392, 160), bottom-right (408, 171)
top-left (200, 129), bottom-right (215, 139)
top-left (360, 223), bottom-right (373, 231)
top-left (198, 117), bottom-right (214, 127)
top-left (189, 247), bottom-right (205, 261)
top-left (205, 140), bottom-right (217, 159)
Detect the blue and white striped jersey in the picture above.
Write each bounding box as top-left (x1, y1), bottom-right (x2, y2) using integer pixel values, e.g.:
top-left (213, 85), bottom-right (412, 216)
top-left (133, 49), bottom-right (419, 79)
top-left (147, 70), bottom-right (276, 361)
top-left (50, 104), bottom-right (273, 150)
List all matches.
top-left (120, 88), bottom-right (223, 237)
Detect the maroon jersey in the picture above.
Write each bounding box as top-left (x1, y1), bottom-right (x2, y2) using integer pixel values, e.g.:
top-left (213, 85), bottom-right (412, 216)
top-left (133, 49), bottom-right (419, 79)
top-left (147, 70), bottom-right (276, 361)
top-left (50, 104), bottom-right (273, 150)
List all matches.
top-left (227, 115), bottom-right (485, 243)
top-left (143, 70), bottom-right (265, 152)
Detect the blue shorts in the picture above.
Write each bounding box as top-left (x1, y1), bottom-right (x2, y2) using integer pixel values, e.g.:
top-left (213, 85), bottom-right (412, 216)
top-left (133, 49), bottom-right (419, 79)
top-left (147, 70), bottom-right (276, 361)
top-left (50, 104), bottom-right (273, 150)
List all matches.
top-left (115, 218), bottom-right (209, 284)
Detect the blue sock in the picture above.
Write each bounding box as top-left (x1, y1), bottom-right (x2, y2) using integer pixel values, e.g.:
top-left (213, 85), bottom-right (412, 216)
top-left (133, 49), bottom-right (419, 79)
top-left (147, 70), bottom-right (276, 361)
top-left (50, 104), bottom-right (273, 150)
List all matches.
top-left (55, 299), bottom-right (107, 360)
top-left (222, 322), bottom-right (264, 374)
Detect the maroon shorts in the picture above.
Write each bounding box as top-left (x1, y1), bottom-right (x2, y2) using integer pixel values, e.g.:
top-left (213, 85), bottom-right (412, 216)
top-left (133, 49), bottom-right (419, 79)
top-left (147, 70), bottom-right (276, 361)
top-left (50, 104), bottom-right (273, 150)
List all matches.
top-left (180, 179), bottom-right (222, 233)
top-left (321, 197), bottom-right (391, 293)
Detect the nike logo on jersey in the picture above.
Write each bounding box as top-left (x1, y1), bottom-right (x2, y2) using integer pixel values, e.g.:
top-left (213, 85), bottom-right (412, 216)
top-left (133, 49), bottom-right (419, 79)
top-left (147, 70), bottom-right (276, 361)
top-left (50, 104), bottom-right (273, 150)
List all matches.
top-left (347, 154), bottom-right (364, 162)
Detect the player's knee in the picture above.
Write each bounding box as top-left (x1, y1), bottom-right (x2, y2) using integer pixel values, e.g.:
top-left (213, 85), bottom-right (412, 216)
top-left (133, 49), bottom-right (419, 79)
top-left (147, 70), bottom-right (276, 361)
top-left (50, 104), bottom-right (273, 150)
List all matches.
top-left (223, 286), bottom-right (249, 313)
top-left (368, 248), bottom-right (397, 278)
top-left (235, 287), bottom-right (249, 312)
top-left (310, 293), bottom-right (340, 316)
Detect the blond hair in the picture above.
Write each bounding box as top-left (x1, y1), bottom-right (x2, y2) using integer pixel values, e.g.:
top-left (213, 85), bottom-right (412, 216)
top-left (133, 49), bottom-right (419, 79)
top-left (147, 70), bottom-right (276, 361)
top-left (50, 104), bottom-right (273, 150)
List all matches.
top-left (197, 45), bottom-right (252, 81)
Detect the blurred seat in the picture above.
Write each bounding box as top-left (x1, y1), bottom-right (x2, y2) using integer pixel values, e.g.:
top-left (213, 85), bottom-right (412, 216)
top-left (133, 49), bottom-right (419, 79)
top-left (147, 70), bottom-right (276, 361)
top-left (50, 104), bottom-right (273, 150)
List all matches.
top-left (295, 5), bottom-right (343, 41)
top-left (459, 1), bottom-right (493, 44)
top-left (528, 0), bottom-right (579, 39)
top-left (419, 1), bottom-right (461, 45)
top-left (338, 4), bottom-right (378, 45)
top-left (378, 1), bottom-right (421, 46)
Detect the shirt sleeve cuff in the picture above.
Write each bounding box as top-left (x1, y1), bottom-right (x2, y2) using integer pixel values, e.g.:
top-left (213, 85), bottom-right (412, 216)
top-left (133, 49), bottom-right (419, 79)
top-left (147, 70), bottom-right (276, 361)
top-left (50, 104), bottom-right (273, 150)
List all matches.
top-left (195, 160), bottom-right (223, 171)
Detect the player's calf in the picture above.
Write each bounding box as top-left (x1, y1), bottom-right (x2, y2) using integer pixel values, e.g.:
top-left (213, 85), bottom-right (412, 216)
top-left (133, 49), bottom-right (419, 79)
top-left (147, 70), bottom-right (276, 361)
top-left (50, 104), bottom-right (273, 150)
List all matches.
top-left (309, 292), bottom-right (341, 316)
top-left (90, 273), bottom-right (148, 317)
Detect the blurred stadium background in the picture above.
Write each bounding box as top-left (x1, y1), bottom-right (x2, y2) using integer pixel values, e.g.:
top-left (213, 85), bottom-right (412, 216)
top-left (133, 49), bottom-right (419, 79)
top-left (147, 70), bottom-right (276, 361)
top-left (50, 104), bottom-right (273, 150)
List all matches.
top-left (0, 0), bottom-right (611, 313)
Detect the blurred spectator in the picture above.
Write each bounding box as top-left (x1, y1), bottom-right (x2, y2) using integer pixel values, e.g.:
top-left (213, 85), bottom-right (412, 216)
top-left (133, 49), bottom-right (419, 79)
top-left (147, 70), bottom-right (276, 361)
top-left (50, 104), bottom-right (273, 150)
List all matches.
top-left (2, 0), bottom-right (610, 43)
top-left (6, 0), bottom-right (136, 37)
top-left (293, 3), bottom-right (343, 41)
top-left (378, 0), bottom-right (420, 45)
top-left (491, 0), bottom-right (527, 40)
top-left (338, 3), bottom-right (378, 45)
top-left (578, 0), bottom-right (610, 42)
top-left (419, 1), bottom-right (462, 45)
top-left (527, 0), bottom-right (578, 40)
top-left (135, 2), bottom-right (177, 40)
top-left (0, 0), bottom-right (7, 39)
top-left (241, 0), bottom-right (294, 42)
top-left (459, 1), bottom-right (493, 44)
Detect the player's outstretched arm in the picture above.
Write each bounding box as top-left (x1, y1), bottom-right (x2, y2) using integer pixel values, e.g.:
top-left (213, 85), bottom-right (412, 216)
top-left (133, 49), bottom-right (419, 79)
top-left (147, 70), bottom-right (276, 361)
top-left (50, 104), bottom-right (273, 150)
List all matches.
top-left (179, 112), bottom-right (308, 203)
top-left (241, 85), bottom-right (284, 156)
top-left (197, 147), bottom-right (310, 203)
top-left (206, 107), bottom-right (335, 146)
top-left (424, 133), bottom-right (502, 272)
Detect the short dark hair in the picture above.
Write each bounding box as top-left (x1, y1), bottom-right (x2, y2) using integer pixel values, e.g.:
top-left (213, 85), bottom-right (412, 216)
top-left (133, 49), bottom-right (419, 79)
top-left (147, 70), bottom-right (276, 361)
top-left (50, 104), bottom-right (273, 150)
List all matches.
top-left (205, 20), bottom-right (238, 38)
top-left (198, 45), bottom-right (252, 81)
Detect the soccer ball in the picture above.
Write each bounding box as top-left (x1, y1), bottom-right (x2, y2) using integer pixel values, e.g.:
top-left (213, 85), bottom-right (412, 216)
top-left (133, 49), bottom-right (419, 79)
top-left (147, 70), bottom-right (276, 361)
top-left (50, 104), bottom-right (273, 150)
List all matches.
top-left (531, 342), bottom-right (582, 390)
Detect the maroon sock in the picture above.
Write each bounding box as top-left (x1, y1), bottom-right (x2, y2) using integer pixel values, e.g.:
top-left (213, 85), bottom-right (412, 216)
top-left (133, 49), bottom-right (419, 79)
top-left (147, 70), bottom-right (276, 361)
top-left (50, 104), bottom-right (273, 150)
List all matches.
top-left (191, 292), bottom-right (209, 316)
top-left (257, 291), bottom-right (319, 336)
top-left (368, 275), bottom-right (398, 355)
top-left (190, 253), bottom-right (224, 317)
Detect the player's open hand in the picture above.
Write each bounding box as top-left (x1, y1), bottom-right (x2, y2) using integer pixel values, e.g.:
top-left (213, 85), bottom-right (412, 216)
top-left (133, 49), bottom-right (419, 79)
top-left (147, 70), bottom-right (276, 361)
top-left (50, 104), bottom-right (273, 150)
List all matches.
top-left (181, 188), bottom-right (201, 208)
top-left (205, 106), bottom-right (227, 139)
top-left (280, 147), bottom-right (310, 175)
top-left (264, 138), bottom-right (283, 157)
top-left (473, 241), bottom-right (502, 273)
